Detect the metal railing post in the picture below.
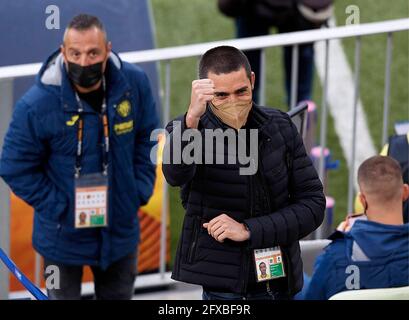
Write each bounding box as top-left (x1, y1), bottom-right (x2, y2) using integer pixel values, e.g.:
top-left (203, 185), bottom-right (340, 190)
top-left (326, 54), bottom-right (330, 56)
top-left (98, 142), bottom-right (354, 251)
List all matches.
top-left (34, 253), bottom-right (41, 287)
top-left (290, 45), bottom-right (299, 109)
top-left (159, 61), bottom-right (171, 277)
top-left (382, 32), bottom-right (393, 145)
top-left (347, 37), bottom-right (362, 214)
top-left (0, 79), bottom-right (13, 299)
top-left (259, 49), bottom-right (266, 106)
top-left (316, 40), bottom-right (330, 240)
top-left (318, 40), bottom-right (330, 184)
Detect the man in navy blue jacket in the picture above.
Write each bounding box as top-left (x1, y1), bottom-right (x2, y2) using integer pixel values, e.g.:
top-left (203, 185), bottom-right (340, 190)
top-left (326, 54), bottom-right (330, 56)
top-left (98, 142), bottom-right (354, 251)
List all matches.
top-left (305, 155), bottom-right (409, 300)
top-left (0, 14), bottom-right (159, 299)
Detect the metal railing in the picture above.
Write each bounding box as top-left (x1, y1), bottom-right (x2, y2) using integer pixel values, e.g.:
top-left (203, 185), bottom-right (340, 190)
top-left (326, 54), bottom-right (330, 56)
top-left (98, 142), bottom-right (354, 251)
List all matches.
top-left (1, 18), bottom-right (408, 299)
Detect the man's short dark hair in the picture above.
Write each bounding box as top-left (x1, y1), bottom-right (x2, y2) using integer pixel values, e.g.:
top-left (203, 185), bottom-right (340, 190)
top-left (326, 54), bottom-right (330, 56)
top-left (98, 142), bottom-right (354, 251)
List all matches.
top-left (64, 14), bottom-right (107, 42)
top-left (198, 46), bottom-right (252, 80)
top-left (358, 155), bottom-right (403, 202)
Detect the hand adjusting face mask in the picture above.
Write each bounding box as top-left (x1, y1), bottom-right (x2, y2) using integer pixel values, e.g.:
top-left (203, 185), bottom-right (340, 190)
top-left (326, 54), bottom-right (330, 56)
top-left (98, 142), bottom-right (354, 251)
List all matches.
top-left (209, 98), bottom-right (252, 130)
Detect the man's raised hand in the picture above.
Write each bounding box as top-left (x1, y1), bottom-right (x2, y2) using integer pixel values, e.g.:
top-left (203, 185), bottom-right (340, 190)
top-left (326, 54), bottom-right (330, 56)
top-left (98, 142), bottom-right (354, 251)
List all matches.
top-left (186, 79), bottom-right (215, 129)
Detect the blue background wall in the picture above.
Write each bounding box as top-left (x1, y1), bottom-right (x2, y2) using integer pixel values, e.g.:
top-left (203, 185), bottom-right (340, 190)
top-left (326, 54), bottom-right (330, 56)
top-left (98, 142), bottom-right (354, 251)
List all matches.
top-left (0, 0), bottom-right (162, 119)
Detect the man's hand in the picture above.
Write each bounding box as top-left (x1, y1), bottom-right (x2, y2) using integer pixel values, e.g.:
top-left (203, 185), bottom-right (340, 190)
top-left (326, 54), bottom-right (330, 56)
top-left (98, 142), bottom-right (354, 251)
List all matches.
top-left (337, 213), bottom-right (366, 233)
top-left (336, 220), bottom-right (350, 232)
top-left (203, 213), bottom-right (250, 243)
top-left (186, 79), bottom-right (214, 129)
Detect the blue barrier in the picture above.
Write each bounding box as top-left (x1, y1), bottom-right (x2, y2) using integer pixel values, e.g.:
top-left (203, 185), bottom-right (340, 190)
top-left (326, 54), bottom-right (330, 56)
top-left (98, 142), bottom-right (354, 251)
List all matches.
top-left (0, 248), bottom-right (48, 300)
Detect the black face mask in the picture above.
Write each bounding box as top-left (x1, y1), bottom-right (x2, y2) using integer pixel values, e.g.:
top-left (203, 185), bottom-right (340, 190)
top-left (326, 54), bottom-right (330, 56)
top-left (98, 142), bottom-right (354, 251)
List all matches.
top-left (67, 61), bottom-right (104, 88)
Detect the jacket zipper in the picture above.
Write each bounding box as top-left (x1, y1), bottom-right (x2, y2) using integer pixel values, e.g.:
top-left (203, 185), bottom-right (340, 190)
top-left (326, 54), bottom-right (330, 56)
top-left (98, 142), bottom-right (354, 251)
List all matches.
top-left (187, 216), bottom-right (200, 264)
top-left (241, 173), bottom-right (253, 295)
top-left (241, 129), bottom-right (256, 295)
top-left (257, 140), bottom-right (275, 297)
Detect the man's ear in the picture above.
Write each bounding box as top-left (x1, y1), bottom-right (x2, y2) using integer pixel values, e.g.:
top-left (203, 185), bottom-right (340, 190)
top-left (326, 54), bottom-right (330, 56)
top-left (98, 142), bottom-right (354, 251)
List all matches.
top-left (102, 42), bottom-right (113, 73)
top-left (402, 184), bottom-right (409, 202)
top-left (358, 192), bottom-right (367, 211)
top-left (250, 71), bottom-right (255, 90)
top-left (60, 44), bottom-right (66, 62)
top-left (106, 41), bottom-right (112, 58)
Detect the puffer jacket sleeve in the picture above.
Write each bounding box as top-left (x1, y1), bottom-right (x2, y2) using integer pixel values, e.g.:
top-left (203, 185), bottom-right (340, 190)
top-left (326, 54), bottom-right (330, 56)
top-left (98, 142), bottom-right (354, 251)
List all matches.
top-left (162, 114), bottom-right (197, 187)
top-left (244, 115), bottom-right (326, 248)
top-left (303, 249), bottom-right (333, 300)
top-left (133, 72), bottom-right (160, 206)
top-left (0, 99), bottom-right (67, 210)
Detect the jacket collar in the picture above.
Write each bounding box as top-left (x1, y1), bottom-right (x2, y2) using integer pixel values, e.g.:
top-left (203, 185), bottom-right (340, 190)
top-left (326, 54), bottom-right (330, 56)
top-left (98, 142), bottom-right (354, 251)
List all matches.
top-left (349, 220), bottom-right (409, 256)
top-left (38, 50), bottom-right (131, 113)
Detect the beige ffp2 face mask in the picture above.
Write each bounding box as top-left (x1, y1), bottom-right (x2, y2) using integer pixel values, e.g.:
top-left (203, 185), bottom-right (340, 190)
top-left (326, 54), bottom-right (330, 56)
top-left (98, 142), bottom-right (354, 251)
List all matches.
top-left (209, 99), bottom-right (252, 130)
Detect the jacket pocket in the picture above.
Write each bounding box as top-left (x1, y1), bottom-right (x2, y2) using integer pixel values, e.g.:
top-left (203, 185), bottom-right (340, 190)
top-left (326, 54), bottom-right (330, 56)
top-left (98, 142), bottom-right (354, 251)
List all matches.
top-left (39, 188), bottom-right (68, 223)
top-left (187, 216), bottom-right (201, 264)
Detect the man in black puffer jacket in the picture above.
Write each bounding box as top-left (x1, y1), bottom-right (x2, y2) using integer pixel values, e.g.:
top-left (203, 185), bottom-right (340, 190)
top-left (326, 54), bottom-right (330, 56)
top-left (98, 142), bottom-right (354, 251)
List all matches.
top-left (162, 46), bottom-right (325, 300)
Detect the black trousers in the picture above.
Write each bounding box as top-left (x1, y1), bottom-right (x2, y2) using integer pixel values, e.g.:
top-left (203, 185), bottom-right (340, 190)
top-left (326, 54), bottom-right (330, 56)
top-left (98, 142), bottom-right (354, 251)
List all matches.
top-left (43, 251), bottom-right (137, 300)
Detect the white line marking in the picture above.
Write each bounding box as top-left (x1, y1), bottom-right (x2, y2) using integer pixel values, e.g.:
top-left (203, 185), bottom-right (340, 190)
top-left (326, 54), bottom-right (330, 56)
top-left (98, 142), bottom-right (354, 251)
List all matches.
top-left (315, 18), bottom-right (377, 190)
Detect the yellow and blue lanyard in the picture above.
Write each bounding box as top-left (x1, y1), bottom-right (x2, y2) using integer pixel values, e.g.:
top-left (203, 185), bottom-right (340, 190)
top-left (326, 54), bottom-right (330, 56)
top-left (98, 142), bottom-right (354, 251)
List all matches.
top-left (74, 77), bottom-right (109, 178)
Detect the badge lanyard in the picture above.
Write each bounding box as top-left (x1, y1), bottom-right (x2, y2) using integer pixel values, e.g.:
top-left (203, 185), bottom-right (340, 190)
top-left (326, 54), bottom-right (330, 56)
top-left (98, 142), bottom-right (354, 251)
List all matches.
top-left (74, 77), bottom-right (109, 178)
top-left (73, 77), bottom-right (109, 228)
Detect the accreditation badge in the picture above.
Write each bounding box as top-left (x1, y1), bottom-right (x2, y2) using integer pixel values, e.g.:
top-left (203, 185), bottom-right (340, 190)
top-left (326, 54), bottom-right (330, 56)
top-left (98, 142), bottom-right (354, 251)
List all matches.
top-left (253, 246), bottom-right (286, 282)
top-left (75, 173), bottom-right (108, 228)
